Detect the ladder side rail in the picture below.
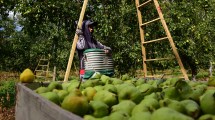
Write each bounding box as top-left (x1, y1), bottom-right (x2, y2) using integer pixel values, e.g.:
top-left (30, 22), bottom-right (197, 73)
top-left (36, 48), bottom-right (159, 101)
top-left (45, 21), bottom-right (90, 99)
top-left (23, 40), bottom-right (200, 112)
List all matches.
top-left (153, 0), bottom-right (189, 80)
top-left (135, 0), bottom-right (148, 78)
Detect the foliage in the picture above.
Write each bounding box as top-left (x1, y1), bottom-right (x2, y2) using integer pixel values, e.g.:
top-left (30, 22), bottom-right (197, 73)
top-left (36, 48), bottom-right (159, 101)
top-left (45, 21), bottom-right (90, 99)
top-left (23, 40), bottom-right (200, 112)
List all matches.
top-left (0, 79), bottom-right (16, 108)
top-left (0, 0), bottom-right (215, 77)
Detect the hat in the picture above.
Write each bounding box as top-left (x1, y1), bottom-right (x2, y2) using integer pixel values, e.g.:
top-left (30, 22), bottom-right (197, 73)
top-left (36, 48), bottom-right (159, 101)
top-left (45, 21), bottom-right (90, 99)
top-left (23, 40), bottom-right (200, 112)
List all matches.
top-left (88, 20), bottom-right (98, 27)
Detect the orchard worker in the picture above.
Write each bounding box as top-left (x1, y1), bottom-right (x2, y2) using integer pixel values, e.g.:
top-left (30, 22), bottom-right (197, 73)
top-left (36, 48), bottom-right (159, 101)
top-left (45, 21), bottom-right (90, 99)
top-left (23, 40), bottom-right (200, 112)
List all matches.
top-left (76, 19), bottom-right (111, 80)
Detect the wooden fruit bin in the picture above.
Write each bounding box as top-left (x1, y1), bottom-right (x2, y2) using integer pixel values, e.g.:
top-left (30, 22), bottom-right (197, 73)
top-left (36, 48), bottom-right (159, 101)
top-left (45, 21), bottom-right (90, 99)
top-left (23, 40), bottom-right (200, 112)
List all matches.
top-left (15, 83), bottom-right (83, 120)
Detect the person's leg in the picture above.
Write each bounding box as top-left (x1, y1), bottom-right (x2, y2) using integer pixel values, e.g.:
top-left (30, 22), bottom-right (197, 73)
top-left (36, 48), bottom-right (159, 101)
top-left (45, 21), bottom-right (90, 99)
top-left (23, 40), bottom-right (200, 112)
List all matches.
top-left (79, 69), bottom-right (85, 81)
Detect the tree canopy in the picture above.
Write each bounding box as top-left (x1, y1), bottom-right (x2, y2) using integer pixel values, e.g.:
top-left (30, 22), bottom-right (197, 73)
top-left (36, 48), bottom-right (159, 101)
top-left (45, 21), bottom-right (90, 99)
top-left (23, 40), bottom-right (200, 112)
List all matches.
top-left (1, 0), bottom-right (215, 78)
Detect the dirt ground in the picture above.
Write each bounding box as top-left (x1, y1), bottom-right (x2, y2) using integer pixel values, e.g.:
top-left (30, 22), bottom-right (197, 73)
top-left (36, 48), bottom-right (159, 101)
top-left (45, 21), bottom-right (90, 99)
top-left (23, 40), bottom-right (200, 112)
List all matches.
top-left (0, 106), bottom-right (15, 120)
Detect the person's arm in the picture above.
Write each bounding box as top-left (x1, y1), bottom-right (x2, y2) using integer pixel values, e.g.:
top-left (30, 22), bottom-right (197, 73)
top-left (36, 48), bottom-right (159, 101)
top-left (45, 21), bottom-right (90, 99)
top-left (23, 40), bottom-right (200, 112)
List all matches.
top-left (96, 41), bottom-right (111, 50)
top-left (76, 29), bottom-right (88, 50)
top-left (96, 41), bottom-right (112, 54)
top-left (76, 35), bottom-right (88, 50)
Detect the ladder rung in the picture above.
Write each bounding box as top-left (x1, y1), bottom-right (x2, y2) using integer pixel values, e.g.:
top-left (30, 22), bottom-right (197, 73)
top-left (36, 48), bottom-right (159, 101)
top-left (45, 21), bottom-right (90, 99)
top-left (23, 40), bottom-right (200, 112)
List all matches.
top-left (38, 65), bottom-right (48, 67)
top-left (35, 75), bottom-right (46, 78)
top-left (138, 0), bottom-right (152, 8)
top-left (35, 70), bottom-right (51, 72)
top-left (145, 57), bottom-right (174, 62)
top-left (141, 18), bottom-right (160, 26)
top-left (40, 59), bottom-right (49, 61)
top-left (35, 70), bottom-right (45, 72)
top-left (143, 37), bottom-right (168, 44)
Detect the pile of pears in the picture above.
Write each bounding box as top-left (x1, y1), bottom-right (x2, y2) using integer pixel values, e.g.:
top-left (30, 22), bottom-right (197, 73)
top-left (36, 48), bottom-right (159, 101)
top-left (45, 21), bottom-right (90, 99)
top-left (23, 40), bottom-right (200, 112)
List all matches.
top-left (34, 73), bottom-right (215, 120)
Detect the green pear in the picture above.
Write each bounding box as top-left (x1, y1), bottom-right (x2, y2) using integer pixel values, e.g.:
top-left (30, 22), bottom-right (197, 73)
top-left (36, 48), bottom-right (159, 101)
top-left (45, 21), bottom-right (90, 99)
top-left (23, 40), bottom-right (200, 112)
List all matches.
top-left (67, 80), bottom-right (80, 92)
top-left (115, 83), bottom-right (135, 93)
top-left (188, 85), bottom-right (207, 102)
top-left (111, 78), bottom-right (124, 85)
top-left (144, 92), bottom-right (161, 100)
top-left (40, 92), bottom-right (60, 105)
top-left (135, 79), bottom-right (146, 86)
top-left (118, 85), bottom-right (142, 104)
top-left (111, 100), bottom-right (136, 115)
top-left (84, 115), bottom-right (109, 120)
top-left (62, 82), bottom-right (71, 90)
top-left (175, 80), bottom-right (193, 100)
top-left (162, 86), bottom-right (181, 100)
top-left (56, 90), bottom-right (69, 103)
top-left (35, 86), bottom-right (50, 94)
top-left (20, 68), bottom-right (35, 83)
top-left (82, 87), bottom-right (97, 101)
top-left (132, 98), bottom-right (159, 115)
top-left (109, 111), bottom-right (130, 120)
top-left (89, 101), bottom-right (109, 118)
top-left (180, 99), bottom-right (200, 118)
top-left (136, 83), bottom-right (155, 97)
top-left (139, 98), bottom-right (160, 108)
top-left (93, 90), bottom-right (118, 107)
top-left (121, 74), bottom-right (130, 81)
top-left (208, 76), bottom-right (215, 87)
top-left (151, 107), bottom-right (194, 120)
top-left (100, 75), bottom-right (111, 84)
top-left (91, 79), bottom-right (103, 86)
top-left (200, 90), bottom-right (215, 114)
top-left (90, 72), bottom-right (102, 79)
top-left (93, 85), bottom-right (104, 91)
top-left (198, 114), bottom-right (215, 120)
top-left (132, 104), bottom-right (151, 115)
top-left (159, 98), bottom-right (185, 113)
top-left (130, 112), bottom-right (151, 120)
top-left (169, 78), bottom-right (182, 86)
top-left (104, 84), bottom-right (117, 94)
top-left (84, 115), bottom-right (95, 120)
top-left (61, 89), bottom-right (89, 117)
top-left (47, 81), bottom-right (62, 91)
top-left (82, 80), bottom-right (95, 88)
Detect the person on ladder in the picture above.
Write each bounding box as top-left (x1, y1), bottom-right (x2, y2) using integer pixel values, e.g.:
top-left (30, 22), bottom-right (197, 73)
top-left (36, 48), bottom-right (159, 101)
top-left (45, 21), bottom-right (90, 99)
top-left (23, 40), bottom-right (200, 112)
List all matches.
top-left (76, 19), bottom-right (111, 80)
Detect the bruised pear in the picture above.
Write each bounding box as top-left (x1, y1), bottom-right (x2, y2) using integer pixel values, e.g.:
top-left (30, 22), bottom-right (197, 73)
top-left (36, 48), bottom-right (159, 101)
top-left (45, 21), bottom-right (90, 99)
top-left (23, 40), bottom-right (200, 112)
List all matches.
top-left (180, 99), bottom-right (200, 118)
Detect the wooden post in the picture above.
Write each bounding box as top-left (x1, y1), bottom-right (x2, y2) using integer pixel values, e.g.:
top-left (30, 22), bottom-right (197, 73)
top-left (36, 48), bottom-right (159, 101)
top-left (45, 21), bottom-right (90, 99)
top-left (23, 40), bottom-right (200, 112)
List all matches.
top-left (153, 0), bottom-right (189, 80)
top-left (64, 0), bottom-right (89, 82)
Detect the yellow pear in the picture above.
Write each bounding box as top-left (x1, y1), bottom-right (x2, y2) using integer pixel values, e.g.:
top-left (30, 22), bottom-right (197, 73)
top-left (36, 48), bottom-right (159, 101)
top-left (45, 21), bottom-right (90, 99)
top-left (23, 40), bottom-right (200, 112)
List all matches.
top-left (20, 68), bottom-right (35, 83)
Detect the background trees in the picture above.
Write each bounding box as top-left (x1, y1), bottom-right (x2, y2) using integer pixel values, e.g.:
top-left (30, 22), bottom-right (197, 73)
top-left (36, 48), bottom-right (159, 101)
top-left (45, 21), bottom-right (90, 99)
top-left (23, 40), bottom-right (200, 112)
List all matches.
top-left (0, 0), bottom-right (215, 78)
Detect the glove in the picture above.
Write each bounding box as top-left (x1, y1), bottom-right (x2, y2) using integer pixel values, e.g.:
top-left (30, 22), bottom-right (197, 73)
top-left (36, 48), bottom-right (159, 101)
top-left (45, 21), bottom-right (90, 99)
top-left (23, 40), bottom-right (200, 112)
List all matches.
top-left (76, 28), bottom-right (83, 36)
top-left (104, 46), bottom-right (111, 51)
top-left (104, 46), bottom-right (112, 54)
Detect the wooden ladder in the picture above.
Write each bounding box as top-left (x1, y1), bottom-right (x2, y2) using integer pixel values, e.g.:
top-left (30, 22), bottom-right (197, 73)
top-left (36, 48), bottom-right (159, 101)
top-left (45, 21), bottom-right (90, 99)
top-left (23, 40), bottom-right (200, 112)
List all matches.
top-left (135, 0), bottom-right (189, 80)
top-left (34, 55), bottom-right (51, 80)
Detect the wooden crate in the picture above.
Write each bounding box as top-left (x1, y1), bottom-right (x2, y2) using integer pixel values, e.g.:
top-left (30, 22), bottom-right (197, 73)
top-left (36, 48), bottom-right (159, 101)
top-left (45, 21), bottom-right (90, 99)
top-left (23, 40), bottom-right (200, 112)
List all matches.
top-left (15, 83), bottom-right (83, 120)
